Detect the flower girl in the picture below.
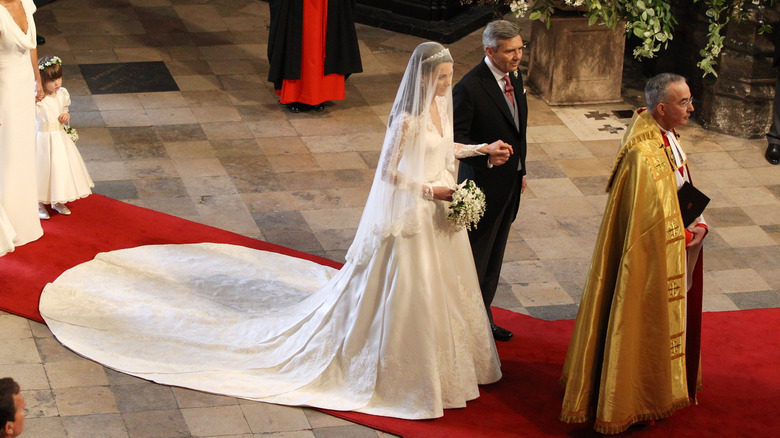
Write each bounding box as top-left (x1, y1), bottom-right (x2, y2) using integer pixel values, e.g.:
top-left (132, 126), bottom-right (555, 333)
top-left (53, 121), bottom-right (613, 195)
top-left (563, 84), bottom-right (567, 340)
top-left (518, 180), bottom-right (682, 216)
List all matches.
top-left (35, 56), bottom-right (94, 219)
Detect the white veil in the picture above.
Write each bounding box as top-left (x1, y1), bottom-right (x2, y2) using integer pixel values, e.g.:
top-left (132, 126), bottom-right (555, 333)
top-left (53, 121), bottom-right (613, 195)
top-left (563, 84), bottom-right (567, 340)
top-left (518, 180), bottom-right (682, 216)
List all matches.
top-left (346, 42), bottom-right (454, 265)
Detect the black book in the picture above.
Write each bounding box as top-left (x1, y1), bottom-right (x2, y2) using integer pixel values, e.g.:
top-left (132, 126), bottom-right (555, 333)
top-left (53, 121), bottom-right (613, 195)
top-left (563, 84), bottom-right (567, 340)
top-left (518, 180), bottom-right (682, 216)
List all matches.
top-left (678, 181), bottom-right (710, 227)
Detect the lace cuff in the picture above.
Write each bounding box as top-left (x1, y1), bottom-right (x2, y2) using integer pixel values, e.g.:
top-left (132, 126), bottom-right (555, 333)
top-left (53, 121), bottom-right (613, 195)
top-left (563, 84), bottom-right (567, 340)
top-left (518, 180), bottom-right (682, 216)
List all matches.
top-left (454, 143), bottom-right (486, 159)
top-left (422, 184), bottom-right (434, 201)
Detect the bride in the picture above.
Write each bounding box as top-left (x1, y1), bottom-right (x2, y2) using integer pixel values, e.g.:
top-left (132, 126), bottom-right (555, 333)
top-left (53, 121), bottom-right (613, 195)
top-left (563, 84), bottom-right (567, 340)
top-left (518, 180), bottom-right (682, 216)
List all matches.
top-left (40, 42), bottom-right (513, 419)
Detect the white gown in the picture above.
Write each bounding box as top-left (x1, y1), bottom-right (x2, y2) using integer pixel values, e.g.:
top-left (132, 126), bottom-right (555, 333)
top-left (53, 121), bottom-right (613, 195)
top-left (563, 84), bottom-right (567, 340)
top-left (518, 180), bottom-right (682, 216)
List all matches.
top-left (36, 87), bottom-right (94, 204)
top-left (0, 0), bottom-right (42, 248)
top-left (40, 99), bottom-right (502, 420)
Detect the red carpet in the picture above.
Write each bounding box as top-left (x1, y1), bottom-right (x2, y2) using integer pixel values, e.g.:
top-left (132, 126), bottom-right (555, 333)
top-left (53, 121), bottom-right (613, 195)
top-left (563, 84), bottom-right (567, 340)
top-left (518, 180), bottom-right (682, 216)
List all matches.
top-left (1, 195), bottom-right (778, 437)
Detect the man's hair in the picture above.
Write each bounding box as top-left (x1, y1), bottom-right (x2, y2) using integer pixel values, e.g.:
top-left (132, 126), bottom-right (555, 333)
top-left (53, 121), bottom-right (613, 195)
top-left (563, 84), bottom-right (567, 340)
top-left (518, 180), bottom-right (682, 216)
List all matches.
top-left (483, 20), bottom-right (521, 51)
top-left (645, 73), bottom-right (687, 113)
top-left (0, 378), bottom-right (20, 432)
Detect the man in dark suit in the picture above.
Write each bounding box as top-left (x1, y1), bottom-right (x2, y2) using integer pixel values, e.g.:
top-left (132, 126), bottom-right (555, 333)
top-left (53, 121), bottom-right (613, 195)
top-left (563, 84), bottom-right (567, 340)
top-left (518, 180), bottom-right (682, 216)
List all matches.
top-left (453, 20), bottom-right (527, 341)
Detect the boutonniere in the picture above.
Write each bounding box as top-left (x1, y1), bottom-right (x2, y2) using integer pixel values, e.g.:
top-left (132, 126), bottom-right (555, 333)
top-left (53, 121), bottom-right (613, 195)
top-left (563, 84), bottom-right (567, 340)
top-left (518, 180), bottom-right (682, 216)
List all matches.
top-left (513, 71), bottom-right (518, 79)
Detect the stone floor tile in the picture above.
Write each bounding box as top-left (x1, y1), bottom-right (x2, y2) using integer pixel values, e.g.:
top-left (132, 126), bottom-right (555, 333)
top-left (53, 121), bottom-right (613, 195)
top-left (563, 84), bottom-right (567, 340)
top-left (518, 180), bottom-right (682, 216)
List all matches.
top-left (92, 94), bottom-right (144, 111)
top-left (122, 409), bottom-right (189, 438)
top-left (0, 338), bottom-right (40, 365)
top-left (527, 125), bottom-right (579, 143)
top-left (726, 290), bottom-right (780, 310)
top-left (54, 385), bottom-right (118, 416)
top-left (146, 107), bottom-right (198, 125)
top-left (34, 337), bottom-right (82, 363)
top-left (715, 225), bottom-right (776, 248)
top-left (172, 386), bottom-right (240, 409)
top-left (138, 91), bottom-right (189, 109)
top-left (0, 364), bottom-right (49, 390)
top-left (706, 268), bottom-right (773, 293)
top-left (311, 424), bottom-right (382, 438)
top-left (28, 320), bottom-right (53, 339)
top-left (112, 382), bottom-right (178, 413)
top-left (45, 360), bottom-right (109, 388)
top-left (556, 157), bottom-right (612, 178)
top-left (0, 315), bottom-right (31, 339)
top-left (181, 405), bottom-right (252, 436)
top-left (101, 109), bottom-right (152, 127)
top-left (510, 282), bottom-right (574, 307)
top-left (19, 417), bottom-right (67, 438)
top-left (529, 177), bottom-right (583, 198)
top-left (241, 403), bottom-right (311, 434)
top-left (172, 157), bottom-right (228, 177)
top-left (23, 389), bottom-right (58, 419)
top-left (701, 292), bottom-right (740, 312)
top-left (304, 409), bottom-right (357, 429)
top-left (525, 304), bottom-right (579, 321)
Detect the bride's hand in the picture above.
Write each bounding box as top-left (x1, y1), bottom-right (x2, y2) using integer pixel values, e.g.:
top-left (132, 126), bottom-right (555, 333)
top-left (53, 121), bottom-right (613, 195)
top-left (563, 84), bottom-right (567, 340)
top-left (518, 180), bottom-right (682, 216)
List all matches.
top-left (481, 140), bottom-right (513, 166)
top-left (433, 186), bottom-right (455, 202)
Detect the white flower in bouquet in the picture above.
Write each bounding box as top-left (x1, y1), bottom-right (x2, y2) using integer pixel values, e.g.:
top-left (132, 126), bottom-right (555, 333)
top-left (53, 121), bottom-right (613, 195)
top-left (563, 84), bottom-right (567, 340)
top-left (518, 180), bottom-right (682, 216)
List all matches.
top-left (64, 124), bottom-right (78, 143)
top-left (448, 180), bottom-right (486, 231)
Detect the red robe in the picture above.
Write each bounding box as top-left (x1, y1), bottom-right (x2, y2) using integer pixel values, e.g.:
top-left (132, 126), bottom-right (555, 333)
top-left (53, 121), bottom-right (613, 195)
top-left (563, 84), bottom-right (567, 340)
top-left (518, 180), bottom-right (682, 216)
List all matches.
top-left (275, 0), bottom-right (345, 105)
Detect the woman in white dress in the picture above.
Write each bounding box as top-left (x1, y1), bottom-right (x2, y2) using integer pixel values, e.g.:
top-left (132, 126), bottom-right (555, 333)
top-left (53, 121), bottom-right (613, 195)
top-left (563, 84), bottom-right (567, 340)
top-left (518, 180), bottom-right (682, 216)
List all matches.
top-left (41, 42), bottom-right (512, 419)
top-left (0, 0), bottom-right (44, 253)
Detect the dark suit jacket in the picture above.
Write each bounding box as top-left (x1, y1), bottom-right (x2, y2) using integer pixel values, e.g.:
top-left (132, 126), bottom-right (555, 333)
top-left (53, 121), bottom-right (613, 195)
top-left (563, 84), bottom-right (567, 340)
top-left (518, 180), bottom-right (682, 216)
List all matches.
top-left (453, 60), bottom-right (527, 224)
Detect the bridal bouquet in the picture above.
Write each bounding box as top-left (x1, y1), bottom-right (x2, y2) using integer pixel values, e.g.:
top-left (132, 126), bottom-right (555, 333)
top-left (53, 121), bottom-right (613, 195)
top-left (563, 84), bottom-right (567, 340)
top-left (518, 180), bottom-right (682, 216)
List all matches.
top-left (448, 180), bottom-right (486, 231)
top-left (64, 124), bottom-right (78, 143)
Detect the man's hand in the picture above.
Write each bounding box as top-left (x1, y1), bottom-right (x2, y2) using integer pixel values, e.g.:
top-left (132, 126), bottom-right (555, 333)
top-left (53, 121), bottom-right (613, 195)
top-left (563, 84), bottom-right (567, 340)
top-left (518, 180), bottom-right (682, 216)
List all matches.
top-left (482, 140), bottom-right (513, 166)
top-left (520, 176), bottom-right (527, 194)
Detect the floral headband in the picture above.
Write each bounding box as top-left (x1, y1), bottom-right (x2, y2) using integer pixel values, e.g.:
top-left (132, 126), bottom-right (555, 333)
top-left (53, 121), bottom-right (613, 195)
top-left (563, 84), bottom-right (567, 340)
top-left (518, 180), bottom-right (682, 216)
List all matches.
top-left (38, 56), bottom-right (62, 70)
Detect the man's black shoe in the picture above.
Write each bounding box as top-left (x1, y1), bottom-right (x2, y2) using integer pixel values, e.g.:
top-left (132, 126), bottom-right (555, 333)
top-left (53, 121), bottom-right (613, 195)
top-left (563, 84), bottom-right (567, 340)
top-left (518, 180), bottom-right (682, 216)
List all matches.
top-left (765, 143), bottom-right (780, 165)
top-left (286, 103), bottom-right (303, 113)
top-left (491, 323), bottom-right (513, 341)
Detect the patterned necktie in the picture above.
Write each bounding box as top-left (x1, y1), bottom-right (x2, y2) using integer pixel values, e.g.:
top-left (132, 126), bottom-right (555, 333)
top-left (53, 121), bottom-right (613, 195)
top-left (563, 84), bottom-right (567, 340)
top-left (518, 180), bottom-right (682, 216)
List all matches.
top-left (502, 75), bottom-right (514, 106)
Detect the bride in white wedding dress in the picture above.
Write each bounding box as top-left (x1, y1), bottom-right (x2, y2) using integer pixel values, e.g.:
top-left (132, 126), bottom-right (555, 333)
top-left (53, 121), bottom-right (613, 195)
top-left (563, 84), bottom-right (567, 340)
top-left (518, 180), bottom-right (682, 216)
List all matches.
top-left (40, 42), bottom-right (513, 419)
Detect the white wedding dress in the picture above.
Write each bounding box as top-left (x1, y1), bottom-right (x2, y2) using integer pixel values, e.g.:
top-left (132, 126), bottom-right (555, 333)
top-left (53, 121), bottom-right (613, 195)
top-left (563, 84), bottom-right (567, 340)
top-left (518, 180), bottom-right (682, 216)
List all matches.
top-left (40, 95), bottom-right (502, 419)
top-left (36, 87), bottom-right (94, 204)
top-left (0, 0), bottom-right (43, 250)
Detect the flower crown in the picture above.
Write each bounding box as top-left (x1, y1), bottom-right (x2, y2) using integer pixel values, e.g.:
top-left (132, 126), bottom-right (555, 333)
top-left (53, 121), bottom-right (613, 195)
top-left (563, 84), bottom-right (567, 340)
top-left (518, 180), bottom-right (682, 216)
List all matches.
top-left (39, 56), bottom-right (62, 70)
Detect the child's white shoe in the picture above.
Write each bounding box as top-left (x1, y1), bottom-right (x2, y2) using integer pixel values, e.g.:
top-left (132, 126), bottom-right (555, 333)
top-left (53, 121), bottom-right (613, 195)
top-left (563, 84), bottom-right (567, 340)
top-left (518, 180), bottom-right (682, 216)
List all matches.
top-left (52, 203), bottom-right (71, 215)
top-left (38, 203), bottom-right (50, 220)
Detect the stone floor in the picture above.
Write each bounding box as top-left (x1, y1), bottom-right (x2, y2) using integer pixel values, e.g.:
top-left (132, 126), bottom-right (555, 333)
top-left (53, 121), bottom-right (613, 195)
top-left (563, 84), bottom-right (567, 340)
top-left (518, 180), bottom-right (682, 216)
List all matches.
top-left (2, 0), bottom-right (779, 436)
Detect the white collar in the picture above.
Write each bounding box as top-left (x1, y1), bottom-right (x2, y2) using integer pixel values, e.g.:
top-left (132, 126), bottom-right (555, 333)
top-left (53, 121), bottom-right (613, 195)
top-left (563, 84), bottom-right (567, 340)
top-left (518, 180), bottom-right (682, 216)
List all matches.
top-left (484, 56), bottom-right (509, 81)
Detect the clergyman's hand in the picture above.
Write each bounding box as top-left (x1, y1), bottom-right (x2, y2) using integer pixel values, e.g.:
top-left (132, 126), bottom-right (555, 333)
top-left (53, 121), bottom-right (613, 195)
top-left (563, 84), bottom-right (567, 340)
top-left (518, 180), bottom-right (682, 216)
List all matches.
top-left (687, 225), bottom-right (706, 248)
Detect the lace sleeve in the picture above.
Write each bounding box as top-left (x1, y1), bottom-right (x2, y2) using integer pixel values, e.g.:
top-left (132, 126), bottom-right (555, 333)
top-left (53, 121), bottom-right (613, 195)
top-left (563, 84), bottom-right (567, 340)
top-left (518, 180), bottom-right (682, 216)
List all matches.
top-left (454, 142), bottom-right (486, 159)
top-left (380, 115), bottom-right (427, 199)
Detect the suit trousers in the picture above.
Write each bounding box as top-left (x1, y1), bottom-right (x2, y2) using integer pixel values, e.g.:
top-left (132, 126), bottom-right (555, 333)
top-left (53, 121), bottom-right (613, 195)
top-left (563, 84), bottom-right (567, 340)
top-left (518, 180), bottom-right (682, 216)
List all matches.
top-left (467, 175), bottom-right (522, 323)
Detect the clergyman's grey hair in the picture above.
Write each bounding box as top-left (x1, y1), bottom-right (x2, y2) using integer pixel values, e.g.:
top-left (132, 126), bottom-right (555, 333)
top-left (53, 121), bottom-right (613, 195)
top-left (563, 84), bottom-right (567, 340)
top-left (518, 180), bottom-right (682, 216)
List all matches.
top-left (483, 20), bottom-right (521, 51)
top-left (645, 73), bottom-right (687, 113)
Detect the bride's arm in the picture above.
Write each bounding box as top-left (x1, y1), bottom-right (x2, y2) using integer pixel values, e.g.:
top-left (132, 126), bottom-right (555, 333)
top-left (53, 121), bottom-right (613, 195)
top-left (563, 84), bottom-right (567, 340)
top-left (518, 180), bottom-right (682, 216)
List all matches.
top-left (380, 118), bottom-right (453, 201)
top-left (456, 141), bottom-right (513, 166)
top-left (454, 142), bottom-right (487, 159)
